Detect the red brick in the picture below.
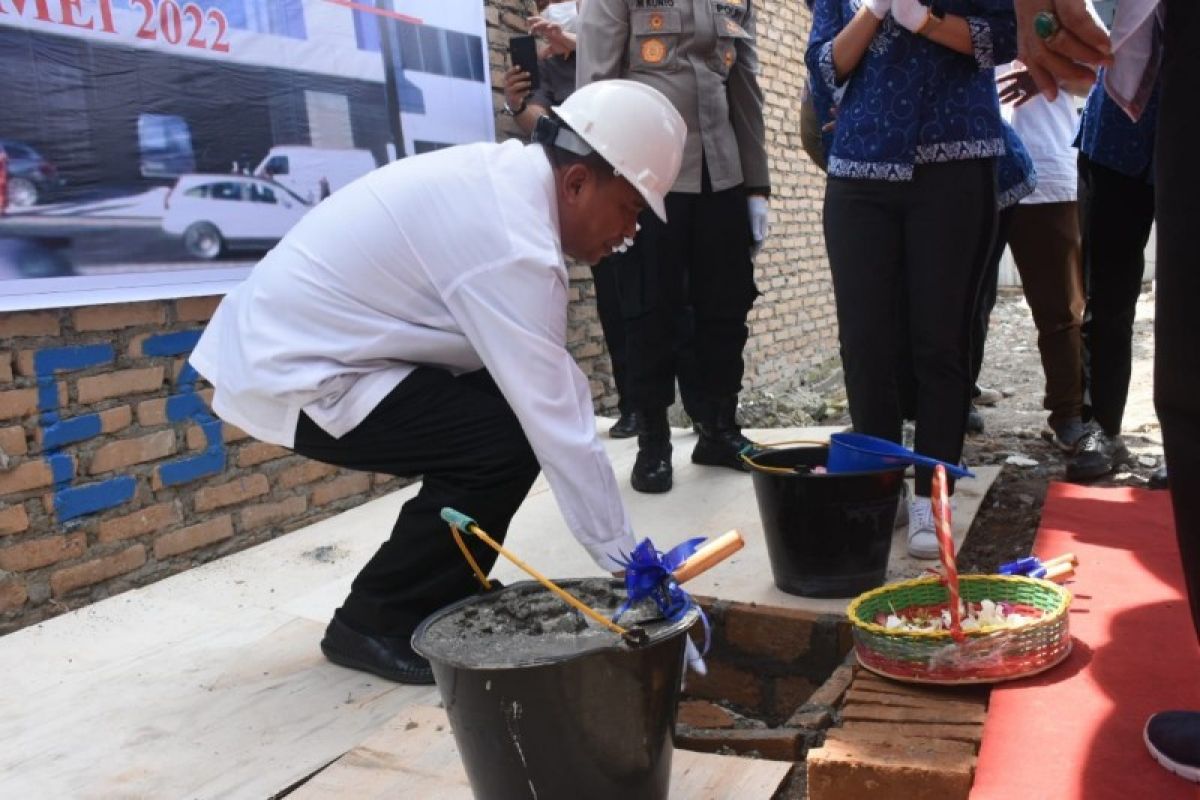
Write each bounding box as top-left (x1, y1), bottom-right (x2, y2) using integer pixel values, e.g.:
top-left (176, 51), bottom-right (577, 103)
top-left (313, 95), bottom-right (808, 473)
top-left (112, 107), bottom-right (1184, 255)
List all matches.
top-left (772, 675), bottom-right (820, 720)
top-left (723, 602), bottom-right (817, 661)
top-left (0, 388), bottom-right (38, 421)
top-left (89, 430), bottom-right (177, 474)
top-left (222, 422), bottom-right (248, 443)
top-left (844, 687), bottom-right (986, 716)
top-left (0, 504), bottom-right (30, 536)
top-left (277, 460), bottom-right (337, 490)
top-left (787, 708), bottom-right (833, 730)
top-left (176, 296), bottom-right (221, 322)
top-left (236, 442), bottom-right (290, 468)
top-left (77, 367), bottom-right (165, 404)
top-left (0, 459), bottom-right (57, 495)
top-left (194, 474), bottom-right (269, 512)
top-left (678, 699), bottom-right (738, 730)
top-left (840, 720), bottom-right (984, 745)
top-left (137, 398), bottom-right (168, 427)
top-left (0, 352), bottom-right (11, 383)
top-left (97, 502), bottom-right (181, 544)
top-left (852, 675), bottom-right (988, 705)
top-left (312, 473), bottom-right (372, 506)
top-left (0, 425), bottom-right (28, 457)
top-left (840, 702), bottom-right (986, 727)
top-left (72, 302), bottom-right (166, 332)
top-left (0, 533), bottom-right (87, 572)
top-left (50, 545), bottom-right (146, 597)
top-left (806, 729), bottom-right (975, 800)
top-left (676, 727), bottom-right (806, 761)
top-left (0, 311), bottom-right (59, 338)
top-left (238, 495), bottom-right (307, 530)
top-left (99, 405), bottom-right (133, 434)
top-left (681, 660), bottom-right (763, 712)
top-left (0, 575), bottom-right (28, 611)
top-left (14, 350), bottom-right (35, 378)
top-left (154, 516), bottom-right (233, 558)
top-left (801, 664), bottom-right (857, 710)
top-left (189, 420), bottom-right (243, 448)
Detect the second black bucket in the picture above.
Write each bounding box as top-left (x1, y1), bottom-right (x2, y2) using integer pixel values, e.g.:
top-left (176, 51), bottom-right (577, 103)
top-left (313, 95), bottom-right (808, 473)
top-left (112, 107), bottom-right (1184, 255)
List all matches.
top-left (748, 445), bottom-right (906, 597)
top-left (411, 580), bottom-right (699, 800)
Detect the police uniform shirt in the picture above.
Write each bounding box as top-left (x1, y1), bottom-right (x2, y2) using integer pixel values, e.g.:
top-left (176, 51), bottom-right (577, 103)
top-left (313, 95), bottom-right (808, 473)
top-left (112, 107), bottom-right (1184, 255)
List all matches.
top-left (189, 141), bottom-right (638, 570)
top-left (576, 0), bottom-right (770, 195)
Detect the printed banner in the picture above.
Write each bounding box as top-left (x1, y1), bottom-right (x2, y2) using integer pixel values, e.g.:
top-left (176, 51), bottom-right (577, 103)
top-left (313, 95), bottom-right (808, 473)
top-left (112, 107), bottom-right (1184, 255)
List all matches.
top-left (0, 0), bottom-right (496, 310)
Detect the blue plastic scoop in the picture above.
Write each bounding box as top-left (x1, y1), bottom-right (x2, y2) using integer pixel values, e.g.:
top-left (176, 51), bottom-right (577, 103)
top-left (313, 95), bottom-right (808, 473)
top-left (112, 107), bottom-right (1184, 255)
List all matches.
top-left (826, 432), bottom-right (975, 479)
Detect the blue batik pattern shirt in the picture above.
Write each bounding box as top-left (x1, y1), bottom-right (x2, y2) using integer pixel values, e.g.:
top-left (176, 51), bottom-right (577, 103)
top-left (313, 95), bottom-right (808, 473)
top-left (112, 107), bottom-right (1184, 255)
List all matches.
top-left (806, 0), bottom-right (1017, 181)
top-left (997, 120), bottom-right (1036, 210)
top-left (1076, 68), bottom-right (1160, 179)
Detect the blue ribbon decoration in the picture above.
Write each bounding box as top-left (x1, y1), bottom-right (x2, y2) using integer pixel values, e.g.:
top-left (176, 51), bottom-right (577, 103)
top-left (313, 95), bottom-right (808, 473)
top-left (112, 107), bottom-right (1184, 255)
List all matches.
top-left (613, 537), bottom-right (711, 654)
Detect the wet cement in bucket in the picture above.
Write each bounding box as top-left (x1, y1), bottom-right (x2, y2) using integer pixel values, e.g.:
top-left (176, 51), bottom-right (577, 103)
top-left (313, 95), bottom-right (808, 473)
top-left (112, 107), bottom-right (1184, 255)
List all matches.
top-left (417, 579), bottom-right (681, 669)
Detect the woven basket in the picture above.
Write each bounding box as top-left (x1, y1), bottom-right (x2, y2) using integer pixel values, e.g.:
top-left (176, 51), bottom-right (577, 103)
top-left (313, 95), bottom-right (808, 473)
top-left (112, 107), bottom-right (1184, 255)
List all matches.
top-left (847, 465), bottom-right (1072, 684)
top-left (848, 573), bottom-right (1072, 683)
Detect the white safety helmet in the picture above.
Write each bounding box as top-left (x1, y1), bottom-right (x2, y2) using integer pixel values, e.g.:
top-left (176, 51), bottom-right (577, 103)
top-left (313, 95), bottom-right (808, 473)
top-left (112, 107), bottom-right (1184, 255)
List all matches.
top-left (551, 79), bottom-right (686, 222)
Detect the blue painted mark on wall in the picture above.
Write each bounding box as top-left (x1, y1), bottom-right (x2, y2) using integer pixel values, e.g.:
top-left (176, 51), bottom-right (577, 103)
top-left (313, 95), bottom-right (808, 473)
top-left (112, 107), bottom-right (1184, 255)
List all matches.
top-left (143, 330), bottom-right (226, 488)
top-left (35, 330), bottom-right (223, 524)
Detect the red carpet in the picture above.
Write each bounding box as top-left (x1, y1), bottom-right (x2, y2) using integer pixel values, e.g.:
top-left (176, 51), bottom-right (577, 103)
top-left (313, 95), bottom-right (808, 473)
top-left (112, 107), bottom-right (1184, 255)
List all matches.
top-left (971, 482), bottom-right (1200, 800)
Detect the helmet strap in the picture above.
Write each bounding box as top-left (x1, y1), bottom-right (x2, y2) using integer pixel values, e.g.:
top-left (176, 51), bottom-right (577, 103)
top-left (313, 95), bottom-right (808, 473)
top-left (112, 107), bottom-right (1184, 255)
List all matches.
top-left (533, 115), bottom-right (594, 158)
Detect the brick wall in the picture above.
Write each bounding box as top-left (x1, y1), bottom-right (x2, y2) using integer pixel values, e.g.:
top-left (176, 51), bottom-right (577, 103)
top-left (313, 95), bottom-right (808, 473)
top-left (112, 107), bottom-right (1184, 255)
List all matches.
top-left (0, 0), bottom-right (836, 632)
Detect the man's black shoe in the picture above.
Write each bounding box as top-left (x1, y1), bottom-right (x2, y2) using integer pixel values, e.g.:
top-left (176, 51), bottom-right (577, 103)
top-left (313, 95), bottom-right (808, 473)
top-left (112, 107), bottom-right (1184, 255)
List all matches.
top-left (691, 428), bottom-right (755, 471)
top-left (692, 396), bottom-right (755, 472)
top-left (1066, 425), bottom-right (1129, 482)
top-left (609, 411), bottom-right (641, 439)
top-left (1148, 463), bottom-right (1169, 490)
top-left (320, 615), bottom-right (435, 685)
top-left (631, 443), bottom-right (673, 493)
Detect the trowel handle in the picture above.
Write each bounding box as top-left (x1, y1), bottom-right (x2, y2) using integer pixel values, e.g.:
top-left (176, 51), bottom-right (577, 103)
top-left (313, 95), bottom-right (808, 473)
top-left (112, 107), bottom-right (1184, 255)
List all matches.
top-left (672, 530), bottom-right (744, 585)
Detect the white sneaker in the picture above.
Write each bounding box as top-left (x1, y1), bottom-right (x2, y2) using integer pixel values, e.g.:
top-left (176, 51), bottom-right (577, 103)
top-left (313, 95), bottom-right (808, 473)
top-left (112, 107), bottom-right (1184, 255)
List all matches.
top-left (907, 496), bottom-right (940, 559)
top-left (974, 386), bottom-right (1003, 406)
top-left (894, 483), bottom-right (909, 529)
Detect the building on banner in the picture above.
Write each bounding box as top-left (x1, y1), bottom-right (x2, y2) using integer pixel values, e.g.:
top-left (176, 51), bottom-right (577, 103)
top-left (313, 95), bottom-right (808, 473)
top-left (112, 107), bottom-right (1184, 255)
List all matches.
top-left (0, 0), bottom-right (495, 310)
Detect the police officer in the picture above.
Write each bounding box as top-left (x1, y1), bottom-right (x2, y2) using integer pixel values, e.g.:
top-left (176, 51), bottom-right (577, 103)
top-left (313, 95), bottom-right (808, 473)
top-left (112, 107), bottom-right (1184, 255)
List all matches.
top-left (189, 81), bottom-right (686, 684)
top-left (577, 0), bottom-right (771, 494)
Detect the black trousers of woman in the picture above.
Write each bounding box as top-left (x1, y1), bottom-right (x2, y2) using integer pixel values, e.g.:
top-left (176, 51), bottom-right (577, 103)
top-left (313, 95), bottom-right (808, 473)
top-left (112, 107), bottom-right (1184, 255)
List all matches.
top-left (825, 159), bottom-right (997, 497)
top-left (292, 368), bottom-right (541, 639)
top-left (1078, 153), bottom-right (1156, 437)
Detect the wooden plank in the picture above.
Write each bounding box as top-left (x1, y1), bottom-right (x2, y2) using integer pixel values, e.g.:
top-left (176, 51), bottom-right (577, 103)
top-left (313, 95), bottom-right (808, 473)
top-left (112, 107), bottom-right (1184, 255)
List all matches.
top-left (293, 706), bottom-right (792, 800)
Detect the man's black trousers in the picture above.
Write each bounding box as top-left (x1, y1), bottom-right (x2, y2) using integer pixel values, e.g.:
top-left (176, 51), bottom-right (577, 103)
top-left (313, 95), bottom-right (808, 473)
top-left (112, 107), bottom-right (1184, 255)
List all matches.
top-left (292, 368), bottom-right (540, 638)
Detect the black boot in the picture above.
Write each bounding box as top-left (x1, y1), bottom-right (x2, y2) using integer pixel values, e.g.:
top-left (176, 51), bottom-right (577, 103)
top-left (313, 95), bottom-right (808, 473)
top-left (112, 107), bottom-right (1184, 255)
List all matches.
top-left (608, 410), bottom-right (641, 439)
top-left (692, 396), bottom-right (757, 472)
top-left (631, 410), bottom-right (673, 493)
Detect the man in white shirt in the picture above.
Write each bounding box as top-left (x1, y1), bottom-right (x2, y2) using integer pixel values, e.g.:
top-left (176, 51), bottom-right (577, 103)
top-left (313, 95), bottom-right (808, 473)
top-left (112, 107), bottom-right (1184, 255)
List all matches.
top-left (188, 80), bottom-right (686, 684)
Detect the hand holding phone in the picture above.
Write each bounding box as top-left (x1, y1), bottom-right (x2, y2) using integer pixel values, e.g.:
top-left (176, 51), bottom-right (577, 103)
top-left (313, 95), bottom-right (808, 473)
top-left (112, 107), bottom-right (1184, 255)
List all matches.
top-left (508, 34), bottom-right (541, 90)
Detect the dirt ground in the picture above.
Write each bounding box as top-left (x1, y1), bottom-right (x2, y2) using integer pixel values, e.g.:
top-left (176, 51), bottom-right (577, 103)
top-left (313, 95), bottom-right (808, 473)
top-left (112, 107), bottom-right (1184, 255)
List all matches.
top-left (818, 287), bottom-right (1162, 573)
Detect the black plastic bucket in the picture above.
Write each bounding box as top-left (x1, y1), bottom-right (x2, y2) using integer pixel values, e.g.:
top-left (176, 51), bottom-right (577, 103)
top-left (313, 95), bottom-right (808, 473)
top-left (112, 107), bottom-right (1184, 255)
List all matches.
top-left (747, 446), bottom-right (905, 597)
top-left (411, 579), bottom-right (699, 800)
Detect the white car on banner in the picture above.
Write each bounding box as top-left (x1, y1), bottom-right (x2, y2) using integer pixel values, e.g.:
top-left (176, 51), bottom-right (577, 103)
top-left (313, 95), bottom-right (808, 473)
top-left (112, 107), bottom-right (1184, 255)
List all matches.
top-left (161, 175), bottom-right (310, 260)
top-left (254, 147), bottom-right (377, 204)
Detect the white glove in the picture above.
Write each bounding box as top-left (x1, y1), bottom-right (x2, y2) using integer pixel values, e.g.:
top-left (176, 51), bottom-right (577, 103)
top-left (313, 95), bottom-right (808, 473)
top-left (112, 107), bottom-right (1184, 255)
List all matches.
top-left (891, 0), bottom-right (932, 32)
top-left (748, 195), bottom-right (770, 254)
top-left (862, 0), bottom-right (892, 20)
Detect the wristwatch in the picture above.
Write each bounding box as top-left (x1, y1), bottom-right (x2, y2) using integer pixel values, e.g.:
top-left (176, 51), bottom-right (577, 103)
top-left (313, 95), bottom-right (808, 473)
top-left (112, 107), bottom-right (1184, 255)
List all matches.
top-left (503, 98), bottom-right (527, 116)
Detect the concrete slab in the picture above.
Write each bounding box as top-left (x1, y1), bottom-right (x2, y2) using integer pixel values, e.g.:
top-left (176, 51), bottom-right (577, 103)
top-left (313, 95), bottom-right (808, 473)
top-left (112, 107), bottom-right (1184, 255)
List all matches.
top-left (0, 421), bottom-right (997, 798)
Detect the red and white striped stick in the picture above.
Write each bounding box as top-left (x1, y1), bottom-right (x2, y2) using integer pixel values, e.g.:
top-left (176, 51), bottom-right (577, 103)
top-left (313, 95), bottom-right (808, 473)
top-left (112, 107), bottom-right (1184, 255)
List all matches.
top-left (932, 465), bottom-right (964, 642)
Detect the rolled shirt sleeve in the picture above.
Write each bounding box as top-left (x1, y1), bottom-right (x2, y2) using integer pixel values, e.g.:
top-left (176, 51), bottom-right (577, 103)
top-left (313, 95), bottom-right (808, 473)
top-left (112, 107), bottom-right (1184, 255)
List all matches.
top-left (442, 255), bottom-right (637, 571)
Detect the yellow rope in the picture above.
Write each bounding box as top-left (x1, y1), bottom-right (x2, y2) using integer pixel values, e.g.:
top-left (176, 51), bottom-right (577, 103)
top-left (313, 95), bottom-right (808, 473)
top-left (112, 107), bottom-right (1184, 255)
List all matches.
top-left (739, 438), bottom-right (831, 473)
top-left (450, 525), bottom-right (492, 591)
top-left (453, 522), bottom-right (630, 638)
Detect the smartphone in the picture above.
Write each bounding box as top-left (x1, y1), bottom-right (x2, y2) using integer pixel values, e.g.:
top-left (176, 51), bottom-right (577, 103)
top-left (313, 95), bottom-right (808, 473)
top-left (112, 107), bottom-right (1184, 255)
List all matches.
top-left (508, 34), bottom-right (541, 90)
